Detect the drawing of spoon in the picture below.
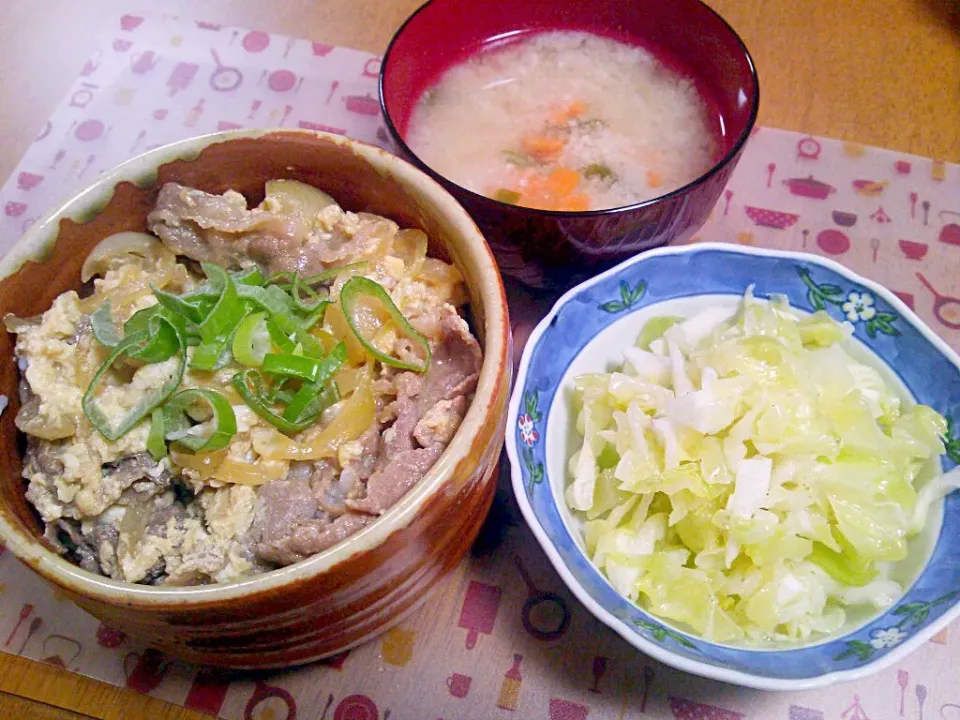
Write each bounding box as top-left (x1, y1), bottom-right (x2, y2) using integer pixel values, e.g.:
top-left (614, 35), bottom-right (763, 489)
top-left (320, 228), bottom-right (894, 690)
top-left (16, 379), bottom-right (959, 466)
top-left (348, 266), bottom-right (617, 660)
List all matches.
top-left (871, 237), bottom-right (880, 262)
top-left (923, 200), bottom-right (931, 226)
top-left (17, 617), bottom-right (43, 654)
top-left (248, 99), bottom-right (262, 120)
top-left (326, 80), bottom-right (340, 104)
top-left (640, 664), bottom-right (655, 713)
top-left (802, 228), bottom-right (809, 249)
top-left (279, 104), bottom-right (294, 127)
top-left (918, 684), bottom-right (928, 720)
top-left (766, 162), bottom-right (776, 188)
top-left (5, 604), bottom-right (33, 646)
top-left (723, 189), bottom-right (733, 216)
top-left (318, 693), bottom-right (334, 720)
top-left (283, 38), bottom-right (296, 57)
top-left (130, 129), bottom-right (146, 153)
top-left (49, 149), bottom-right (66, 170)
top-left (910, 192), bottom-right (918, 219)
top-left (898, 669), bottom-right (908, 716)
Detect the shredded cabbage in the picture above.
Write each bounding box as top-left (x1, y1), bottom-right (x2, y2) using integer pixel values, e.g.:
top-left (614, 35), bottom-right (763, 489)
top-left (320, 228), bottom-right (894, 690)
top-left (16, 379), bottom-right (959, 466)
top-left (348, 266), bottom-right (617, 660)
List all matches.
top-left (567, 289), bottom-right (956, 643)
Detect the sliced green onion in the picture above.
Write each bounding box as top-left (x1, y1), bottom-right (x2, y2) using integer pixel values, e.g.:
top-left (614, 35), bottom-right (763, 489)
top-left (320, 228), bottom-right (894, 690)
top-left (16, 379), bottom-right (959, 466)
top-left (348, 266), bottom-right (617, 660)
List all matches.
top-left (147, 408), bottom-right (167, 461)
top-left (268, 262), bottom-right (367, 290)
top-left (91, 301), bottom-right (122, 348)
top-left (163, 387), bottom-right (237, 452)
top-left (237, 284), bottom-right (298, 317)
top-left (124, 306), bottom-right (158, 335)
top-left (232, 312), bottom-right (270, 367)
top-left (82, 323), bottom-right (186, 442)
top-left (234, 266), bottom-right (265, 286)
top-left (126, 312), bottom-right (181, 364)
top-left (339, 276), bottom-right (432, 373)
top-left (232, 370), bottom-right (317, 434)
top-left (283, 342), bottom-right (347, 423)
top-left (271, 313), bottom-right (327, 358)
top-left (152, 286), bottom-right (205, 324)
top-left (262, 353), bottom-right (322, 381)
top-left (290, 273), bottom-right (329, 313)
top-left (191, 264), bottom-right (246, 370)
top-left (266, 316), bottom-right (296, 354)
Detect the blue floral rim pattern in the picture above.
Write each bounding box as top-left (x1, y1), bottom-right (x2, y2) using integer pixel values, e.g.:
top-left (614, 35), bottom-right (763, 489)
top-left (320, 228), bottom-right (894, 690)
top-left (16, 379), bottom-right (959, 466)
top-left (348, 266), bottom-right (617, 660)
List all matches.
top-left (506, 243), bottom-right (960, 690)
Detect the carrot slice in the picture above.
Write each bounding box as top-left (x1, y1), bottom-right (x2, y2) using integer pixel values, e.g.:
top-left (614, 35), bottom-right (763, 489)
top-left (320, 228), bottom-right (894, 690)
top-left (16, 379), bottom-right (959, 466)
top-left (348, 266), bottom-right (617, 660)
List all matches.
top-left (549, 100), bottom-right (588, 124)
top-left (521, 135), bottom-right (565, 161)
top-left (646, 169), bottom-right (664, 189)
top-left (546, 167), bottom-right (580, 196)
top-left (559, 193), bottom-right (591, 212)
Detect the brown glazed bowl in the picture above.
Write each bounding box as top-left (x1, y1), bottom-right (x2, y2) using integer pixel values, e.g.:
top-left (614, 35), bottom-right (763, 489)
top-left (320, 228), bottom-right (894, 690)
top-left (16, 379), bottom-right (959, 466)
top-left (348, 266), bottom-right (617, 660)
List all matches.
top-left (380, 0), bottom-right (759, 289)
top-left (0, 129), bottom-right (511, 668)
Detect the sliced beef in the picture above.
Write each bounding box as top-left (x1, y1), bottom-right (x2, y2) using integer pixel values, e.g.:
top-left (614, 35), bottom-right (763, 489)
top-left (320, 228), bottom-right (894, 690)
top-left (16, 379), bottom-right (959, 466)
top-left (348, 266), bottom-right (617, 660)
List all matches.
top-left (147, 183), bottom-right (384, 276)
top-left (262, 513), bottom-right (371, 566)
top-left (346, 306), bottom-right (482, 515)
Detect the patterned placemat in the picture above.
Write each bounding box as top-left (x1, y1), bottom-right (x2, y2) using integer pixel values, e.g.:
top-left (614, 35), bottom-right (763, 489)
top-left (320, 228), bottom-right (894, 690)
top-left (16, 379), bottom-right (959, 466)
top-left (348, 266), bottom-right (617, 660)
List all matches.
top-left (0, 11), bottom-right (958, 720)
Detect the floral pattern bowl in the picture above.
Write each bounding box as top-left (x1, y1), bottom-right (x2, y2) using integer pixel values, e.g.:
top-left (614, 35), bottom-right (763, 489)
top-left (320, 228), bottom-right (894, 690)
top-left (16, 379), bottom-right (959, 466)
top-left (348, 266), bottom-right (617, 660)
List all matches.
top-left (505, 242), bottom-right (960, 689)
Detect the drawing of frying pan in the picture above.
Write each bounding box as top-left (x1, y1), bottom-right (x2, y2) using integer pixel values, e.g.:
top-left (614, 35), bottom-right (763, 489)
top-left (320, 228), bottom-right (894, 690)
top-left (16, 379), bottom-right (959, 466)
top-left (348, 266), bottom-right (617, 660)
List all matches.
top-left (515, 556), bottom-right (570, 641)
top-left (916, 273), bottom-right (960, 330)
top-left (244, 680), bottom-right (297, 720)
top-left (209, 49), bottom-right (243, 92)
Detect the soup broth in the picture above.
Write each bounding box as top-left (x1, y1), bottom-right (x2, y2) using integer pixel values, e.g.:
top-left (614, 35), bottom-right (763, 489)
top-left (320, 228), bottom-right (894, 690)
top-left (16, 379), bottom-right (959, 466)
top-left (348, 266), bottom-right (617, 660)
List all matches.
top-left (406, 30), bottom-right (720, 212)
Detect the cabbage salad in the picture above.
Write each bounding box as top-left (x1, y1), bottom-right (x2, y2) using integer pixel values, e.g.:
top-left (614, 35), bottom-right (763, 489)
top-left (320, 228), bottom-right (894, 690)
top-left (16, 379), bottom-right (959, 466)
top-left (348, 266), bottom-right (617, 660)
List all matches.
top-left (567, 289), bottom-right (950, 643)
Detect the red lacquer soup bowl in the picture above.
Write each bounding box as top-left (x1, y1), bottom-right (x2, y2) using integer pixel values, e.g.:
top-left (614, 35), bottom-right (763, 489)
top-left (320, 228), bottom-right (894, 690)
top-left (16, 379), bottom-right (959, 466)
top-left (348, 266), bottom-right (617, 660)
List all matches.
top-left (0, 130), bottom-right (511, 668)
top-left (380, 0), bottom-right (759, 288)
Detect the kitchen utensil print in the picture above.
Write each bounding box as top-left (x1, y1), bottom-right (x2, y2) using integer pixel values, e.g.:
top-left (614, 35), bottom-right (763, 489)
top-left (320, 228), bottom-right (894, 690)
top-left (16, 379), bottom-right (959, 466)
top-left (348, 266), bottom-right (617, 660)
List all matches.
top-left (326, 80), bottom-right (340, 104)
top-left (216, 120), bottom-right (243, 131)
top-left (113, 39), bottom-right (133, 52)
top-left (35, 121), bottom-right (52, 141)
top-left (789, 707), bottom-right (823, 720)
top-left (69, 82), bottom-right (98, 109)
top-left (244, 680), bottom-right (297, 720)
top-left (130, 50), bottom-right (160, 74)
top-left (279, 104), bottom-right (294, 126)
top-left (871, 207), bottom-right (892, 224)
top-left (938, 211), bottom-right (960, 246)
top-left (744, 206), bottom-right (799, 229)
top-left (4, 201), bottom-right (27, 218)
top-left (640, 664), bottom-right (655, 712)
top-left (870, 237), bottom-right (880, 262)
top-left (77, 154), bottom-right (97, 180)
top-left (840, 695), bottom-right (871, 720)
top-left (784, 176), bottom-right (836, 199)
top-left (766, 162), bottom-right (776, 187)
top-left (210, 49), bottom-right (243, 92)
top-left (49, 149), bottom-right (66, 170)
top-left (283, 37), bottom-right (297, 57)
top-left (185, 666), bottom-right (231, 716)
top-left (363, 56), bottom-right (381, 78)
top-left (723, 190), bottom-right (733, 216)
top-left (916, 273), bottom-right (960, 329)
top-left (446, 672), bottom-right (472, 698)
top-left (899, 239), bottom-right (928, 260)
top-left (896, 160), bottom-right (912, 174)
top-left (312, 42), bottom-right (334, 56)
top-left (40, 634), bottom-right (83, 669)
top-left (333, 694), bottom-right (377, 720)
top-left (130, 129), bottom-right (147, 152)
top-left (497, 653), bottom-right (524, 710)
top-left (185, 99), bottom-right (205, 127)
top-left (932, 159), bottom-right (946, 182)
top-left (344, 94), bottom-right (380, 116)
top-left (5, 603), bottom-right (33, 645)
top-left (167, 62), bottom-right (199, 95)
top-left (16, 172), bottom-right (43, 190)
top-left (816, 229), bottom-right (850, 256)
top-left (124, 648), bottom-right (172, 694)
top-left (893, 291), bottom-right (916, 309)
top-left (243, 30), bottom-right (271, 53)
top-left (549, 698), bottom-right (589, 720)
top-left (910, 193), bottom-right (919, 219)
top-left (119, 14), bottom-right (143, 31)
top-left (319, 694), bottom-right (334, 720)
top-left (74, 119), bottom-right (109, 142)
top-left (248, 99), bottom-right (262, 119)
top-left (16, 617), bottom-right (42, 653)
top-left (898, 669), bottom-right (909, 716)
top-left (515, 555), bottom-right (570, 641)
top-left (321, 649), bottom-right (350, 670)
top-left (669, 697), bottom-right (743, 720)
top-left (917, 684), bottom-right (928, 720)
top-left (588, 656), bottom-right (608, 693)
top-left (266, 70), bottom-right (303, 93)
top-left (797, 136), bottom-right (821, 160)
top-left (832, 211), bottom-right (857, 227)
top-left (80, 50), bottom-right (101, 77)
top-left (380, 626), bottom-right (416, 666)
top-left (298, 120), bottom-right (347, 135)
top-left (95, 622), bottom-right (126, 648)
top-left (457, 580), bottom-right (502, 649)
top-left (853, 179), bottom-right (887, 197)
top-left (923, 201), bottom-right (931, 226)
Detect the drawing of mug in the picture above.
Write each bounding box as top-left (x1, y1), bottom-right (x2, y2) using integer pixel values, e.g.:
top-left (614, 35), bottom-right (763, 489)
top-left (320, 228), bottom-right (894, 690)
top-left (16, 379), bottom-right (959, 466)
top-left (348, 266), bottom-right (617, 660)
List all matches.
top-left (363, 57), bottom-right (381, 78)
top-left (381, 626), bottom-right (416, 667)
top-left (124, 648), bottom-right (171, 694)
top-left (243, 680), bottom-right (297, 720)
top-left (446, 673), bottom-right (472, 698)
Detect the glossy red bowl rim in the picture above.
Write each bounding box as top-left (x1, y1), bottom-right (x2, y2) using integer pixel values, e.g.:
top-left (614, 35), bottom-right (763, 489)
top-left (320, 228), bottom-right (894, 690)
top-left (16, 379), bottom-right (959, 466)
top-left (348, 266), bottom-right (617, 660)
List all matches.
top-left (379, 0), bottom-right (760, 219)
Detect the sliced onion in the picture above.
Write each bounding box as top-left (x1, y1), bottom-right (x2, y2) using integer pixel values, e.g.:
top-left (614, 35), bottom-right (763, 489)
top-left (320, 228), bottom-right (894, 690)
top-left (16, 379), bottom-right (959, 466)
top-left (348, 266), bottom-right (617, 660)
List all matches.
top-left (263, 180), bottom-right (338, 236)
top-left (81, 232), bottom-right (172, 282)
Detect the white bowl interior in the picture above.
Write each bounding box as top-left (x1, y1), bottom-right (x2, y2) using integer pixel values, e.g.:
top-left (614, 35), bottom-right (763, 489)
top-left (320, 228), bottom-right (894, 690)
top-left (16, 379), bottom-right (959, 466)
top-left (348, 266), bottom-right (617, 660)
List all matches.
top-left (544, 293), bottom-right (943, 647)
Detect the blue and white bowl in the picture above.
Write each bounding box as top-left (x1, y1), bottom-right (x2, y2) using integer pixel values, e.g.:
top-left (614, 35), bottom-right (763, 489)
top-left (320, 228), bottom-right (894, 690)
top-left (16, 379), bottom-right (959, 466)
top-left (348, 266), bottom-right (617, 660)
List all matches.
top-left (505, 243), bottom-right (960, 690)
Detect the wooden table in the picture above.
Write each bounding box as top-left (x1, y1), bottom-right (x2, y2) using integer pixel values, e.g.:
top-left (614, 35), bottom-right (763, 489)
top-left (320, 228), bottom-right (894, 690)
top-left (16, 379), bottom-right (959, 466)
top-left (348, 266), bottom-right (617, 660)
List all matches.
top-left (0, 1), bottom-right (957, 718)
